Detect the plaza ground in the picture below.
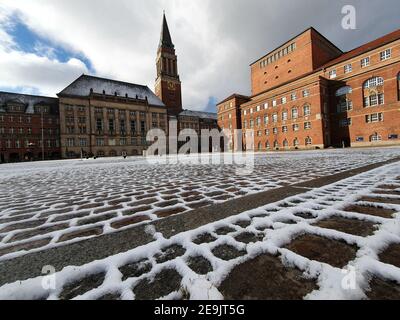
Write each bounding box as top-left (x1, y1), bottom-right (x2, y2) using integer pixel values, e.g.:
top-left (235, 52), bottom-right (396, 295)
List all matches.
top-left (0, 147), bottom-right (400, 299)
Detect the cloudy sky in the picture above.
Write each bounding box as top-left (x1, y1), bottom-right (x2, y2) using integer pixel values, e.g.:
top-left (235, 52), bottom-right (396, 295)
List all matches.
top-left (0, 0), bottom-right (399, 112)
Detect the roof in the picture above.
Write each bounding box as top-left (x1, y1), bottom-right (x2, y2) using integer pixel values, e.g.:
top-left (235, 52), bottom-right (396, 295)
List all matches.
top-left (322, 28), bottom-right (400, 69)
top-left (159, 13), bottom-right (174, 49)
top-left (179, 109), bottom-right (218, 120)
top-left (58, 74), bottom-right (166, 107)
top-left (0, 91), bottom-right (58, 114)
top-left (217, 94), bottom-right (251, 106)
top-left (250, 27), bottom-right (343, 66)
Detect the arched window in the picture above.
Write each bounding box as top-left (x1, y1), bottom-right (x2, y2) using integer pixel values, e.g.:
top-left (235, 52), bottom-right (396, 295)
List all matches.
top-left (305, 136), bottom-right (312, 146)
top-left (283, 139), bottom-right (289, 148)
top-left (266, 141), bottom-right (270, 150)
top-left (293, 138), bottom-right (299, 147)
top-left (291, 107), bottom-right (298, 119)
top-left (335, 86), bottom-right (353, 113)
top-left (370, 133), bottom-right (382, 142)
top-left (363, 77), bottom-right (384, 107)
top-left (303, 104), bottom-right (311, 116)
top-left (258, 142), bottom-right (262, 151)
top-left (274, 140), bottom-right (279, 149)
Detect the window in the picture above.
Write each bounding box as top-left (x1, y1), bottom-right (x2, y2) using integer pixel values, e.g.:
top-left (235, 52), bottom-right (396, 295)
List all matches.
top-left (272, 113), bottom-right (278, 123)
top-left (336, 86), bottom-right (353, 113)
top-left (243, 120), bottom-right (247, 129)
top-left (108, 138), bottom-right (116, 146)
top-left (304, 122), bottom-right (312, 130)
top-left (250, 119), bottom-right (254, 128)
top-left (283, 139), bottom-right (289, 148)
top-left (293, 124), bottom-right (299, 132)
top-left (257, 130), bottom-right (262, 137)
top-left (274, 140), bottom-right (279, 149)
top-left (388, 134), bottom-right (398, 140)
top-left (291, 107), bottom-right (298, 119)
top-left (339, 118), bottom-right (352, 127)
top-left (281, 97), bottom-right (287, 104)
top-left (282, 126), bottom-right (288, 133)
top-left (370, 133), bottom-right (382, 142)
top-left (282, 110), bottom-right (288, 121)
top-left (329, 70), bottom-right (337, 79)
top-left (96, 118), bottom-right (103, 132)
top-left (291, 93), bottom-right (297, 101)
top-left (141, 121), bottom-right (146, 133)
top-left (109, 119), bottom-right (115, 133)
top-left (366, 113), bottom-right (383, 123)
top-left (273, 127), bottom-right (278, 134)
top-left (79, 138), bottom-right (87, 147)
top-left (265, 129), bottom-right (270, 136)
top-left (96, 138), bottom-right (104, 146)
top-left (302, 89), bottom-right (310, 97)
top-left (256, 117), bottom-right (261, 127)
top-left (344, 64), bottom-right (352, 74)
top-left (131, 120), bottom-right (136, 133)
top-left (120, 138), bottom-right (127, 146)
top-left (398, 72), bottom-right (400, 101)
top-left (303, 104), bottom-right (311, 116)
top-left (363, 77), bottom-right (384, 107)
top-left (272, 100), bottom-right (277, 107)
top-left (243, 110), bottom-right (247, 116)
top-left (293, 138), bottom-right (299, 147)
top-left (264, 103), bottom-right (269, 109)
top-left (67, 138), bottom-right (74, 147)
top-left (380, 49), bottom-right (391, 61)
top-left (361, 57), bottom-right (370, 68)
top-left (264, 115), bottom-right (269, 125)
top-left (250, 108), bottom-right (254, 114)
top-left (305, 136), bottom-right (312, 146)
top-left (266, 141), bottom-right (270, 150)
top-left (256, 105), bottom-right (261, 112)
top-left (364, 77), bottom-right (384, 88)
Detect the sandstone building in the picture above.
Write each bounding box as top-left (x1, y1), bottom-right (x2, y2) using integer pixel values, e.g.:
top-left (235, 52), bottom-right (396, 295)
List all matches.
top-left (0, 13), bottom-right (218, 162)
top-left (217, 27), bottom-right (400, 150)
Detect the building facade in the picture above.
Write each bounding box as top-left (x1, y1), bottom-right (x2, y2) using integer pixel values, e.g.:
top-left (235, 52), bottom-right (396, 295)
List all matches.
top-left (58, 75), bottom-right (168, 158)
top-left (217, 27), bottom-right (400, 150)
top-left (0, 92), bottom-right (60, 163)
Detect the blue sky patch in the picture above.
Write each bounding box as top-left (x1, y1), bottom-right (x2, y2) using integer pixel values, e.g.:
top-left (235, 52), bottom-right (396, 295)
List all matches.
top-left (5, 15), bottom-right (94, 73)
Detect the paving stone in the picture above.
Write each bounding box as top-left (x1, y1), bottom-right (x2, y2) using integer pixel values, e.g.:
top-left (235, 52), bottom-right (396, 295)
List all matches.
top-left (155, 200), bottom-right (180, 208)
top-left (154, 207), bottom-right (186, 218)
top-left (359, 196), bottom-right (400, 205)
top-left (214, 226), bottom-right (236, 235)
top-left (108, 198), bottom-right (131, 206)
top-left (219, 254), bottom-right (318, 300)
top-left (52, 211), bottom-right (90, 222)
top-left (123, 206), bottom-right (152, 216)
top-left (294, 212), bottom-right (316, 219)
top-left (235, 232), bottom-right (264, 244)
top-left (119, 259), bottom-right (152, 281)
top-left (188, 200), bottom-right (213, 209)
top-left (213, 195), bottom-right (234, 201)
top-left (0, 238), bottom-right (51, 257)
top-left (0, 219), bottom-right (47, 233)
top-left (130, 198), bottom-right (159, 206)
top-left (378, 243), bottom-right (400, 268)
top-left (193, 233), bottom-right (217, 245)
top-left (344, 204), bottom-right (396, 218)
top-left (187, 256), bottom-right (213, 275)
top-left (377, 185), bottom-right (399, 190)
top-left (212, 244), bottom-right (246, 261)
top-left (8, 223), bottom-right (70, 242)
top-left (77, 213), bottom-right (117, 226)
top-left (97, 292), bottom-right (121, 300)
top-left (110, 215), bottom-right (151, 229)
top-left (136, 193), bottom-right (158, 200)
top-left (77, 203), bottom-right (104, 210)
top-left (0, 214), bottom-right (35, 224)
top-left (39, 208), bottom-right (72, 218)
top-left (59, 272), bottom-right (106, 300)
top-left (285, 234), bottom-right (358, 268)
top-left (155, 244), bottom-right (186, 263)
top-left (133, 268), bottom-right (182, 300)
top-left (365, 276), bottom-right (400, 300)
top-left (314, 216), bottom-right (378, 237)
top-left (93, 205), bottom-right (123, 214)
top-left (58, 227), bottom-right (103, 242)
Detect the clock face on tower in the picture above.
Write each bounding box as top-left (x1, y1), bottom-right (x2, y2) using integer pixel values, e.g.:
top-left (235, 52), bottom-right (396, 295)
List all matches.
top-left (167, 81), bottom-right (176, 91)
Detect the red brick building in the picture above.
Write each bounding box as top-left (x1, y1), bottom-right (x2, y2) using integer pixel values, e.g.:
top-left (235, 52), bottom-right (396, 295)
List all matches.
top-left (217, 27), bottom-right (400, 150)
top-left (0, 92), bottom-right (61, 163)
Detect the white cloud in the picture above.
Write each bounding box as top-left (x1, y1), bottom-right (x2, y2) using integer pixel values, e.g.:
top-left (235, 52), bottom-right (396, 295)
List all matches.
top-left (0, 0), bottom-right (399, 110)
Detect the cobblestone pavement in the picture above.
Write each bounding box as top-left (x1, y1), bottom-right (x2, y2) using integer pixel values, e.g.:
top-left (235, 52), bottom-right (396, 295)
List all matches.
top-left (1, 148), bottom-right (400, 261)
top-left (0, 158), bottom-right (399, 300)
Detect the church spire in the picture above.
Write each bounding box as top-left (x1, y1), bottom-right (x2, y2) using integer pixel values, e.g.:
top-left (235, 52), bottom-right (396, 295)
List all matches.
top-left (159, 12), bottom-right (174, 49)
